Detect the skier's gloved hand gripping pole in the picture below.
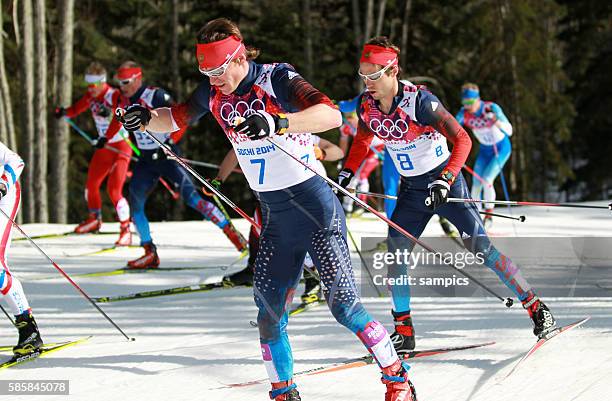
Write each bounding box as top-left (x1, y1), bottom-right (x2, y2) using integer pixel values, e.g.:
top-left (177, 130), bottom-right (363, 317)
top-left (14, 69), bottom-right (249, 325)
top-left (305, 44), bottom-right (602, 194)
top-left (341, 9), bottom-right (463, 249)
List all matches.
top-left (230, 109), bottom-right (514, 307)
top-left (116, 107), bottom-right (261, 229)
top-left (0, 208), bottom-right (134, 341)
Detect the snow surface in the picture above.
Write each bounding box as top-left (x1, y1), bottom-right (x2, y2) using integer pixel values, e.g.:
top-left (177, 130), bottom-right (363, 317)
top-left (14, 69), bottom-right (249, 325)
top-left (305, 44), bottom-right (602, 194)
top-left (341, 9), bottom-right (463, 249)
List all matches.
top-left (2, 202), bottom-right (612, 401)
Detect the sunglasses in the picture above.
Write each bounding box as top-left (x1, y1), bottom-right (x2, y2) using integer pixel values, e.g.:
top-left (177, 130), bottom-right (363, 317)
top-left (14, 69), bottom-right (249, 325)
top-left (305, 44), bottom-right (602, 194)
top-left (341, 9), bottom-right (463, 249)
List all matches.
top-left (462, 98), bottom-right (478, 106)
top-left (358, 61), bottom-right (395, 82)
top-left (117, 77), bottom-right (137, 86)
top-left (199, 43), bottom-right (242, 78)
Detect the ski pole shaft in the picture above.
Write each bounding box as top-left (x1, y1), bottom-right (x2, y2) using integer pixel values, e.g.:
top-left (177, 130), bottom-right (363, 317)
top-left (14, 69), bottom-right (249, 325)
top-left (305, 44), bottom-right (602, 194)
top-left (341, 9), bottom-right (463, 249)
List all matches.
top-left (115, 110), bottom-right (260, 229)
top-left (64, 117), bottom-right (138, 161)
top-left (462, 164), bottom-right (492, 188)
top-left (355, 190), bottom-right (396, 200)
top-left (159, 177), bottom-right (179, 200)
top-left (0, 304), bottom-right (15, 325)
top-left (361, 190), bottom-right (611, 211)
top-left (0, 209), bottom-right (133, 341)
top-left (480, 210), bottom-right (525, 222)
top-left (266, 137), bottom-right (513, 307)
top-left (447, 197), bottom-right (610, 210)
top-left (346, 229), bottom-right (383, 297)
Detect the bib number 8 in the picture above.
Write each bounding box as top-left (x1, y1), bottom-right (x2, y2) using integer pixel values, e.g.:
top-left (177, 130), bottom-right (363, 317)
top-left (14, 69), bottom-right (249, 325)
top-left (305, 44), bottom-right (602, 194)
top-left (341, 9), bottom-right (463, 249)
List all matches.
top-left (396, 153), bottom-right (414, 171)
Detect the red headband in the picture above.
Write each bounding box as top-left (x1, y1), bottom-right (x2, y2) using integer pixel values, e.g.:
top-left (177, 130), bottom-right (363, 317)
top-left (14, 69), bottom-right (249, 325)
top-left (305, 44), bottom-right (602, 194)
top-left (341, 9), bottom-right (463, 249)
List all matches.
top-left (196, 36), bottom-right (245, 70)
top-left (116, 67), bottom-right (142, 80)
top-left (360, 44), bottom-right (398, 67)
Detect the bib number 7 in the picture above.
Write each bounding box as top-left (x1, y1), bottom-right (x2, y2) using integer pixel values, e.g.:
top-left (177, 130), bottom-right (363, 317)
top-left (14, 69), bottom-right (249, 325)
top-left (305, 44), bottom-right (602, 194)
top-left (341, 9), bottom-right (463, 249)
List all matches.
top-left (250, 158), bottom-right (266, 185)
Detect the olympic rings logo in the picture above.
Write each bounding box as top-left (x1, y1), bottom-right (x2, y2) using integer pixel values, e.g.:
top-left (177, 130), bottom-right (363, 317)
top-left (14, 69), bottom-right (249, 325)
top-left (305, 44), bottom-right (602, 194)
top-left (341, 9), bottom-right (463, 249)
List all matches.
top-left (220, 99), bottom-right (266, 125)
top-left (369, 117), bottom-right (409, 139)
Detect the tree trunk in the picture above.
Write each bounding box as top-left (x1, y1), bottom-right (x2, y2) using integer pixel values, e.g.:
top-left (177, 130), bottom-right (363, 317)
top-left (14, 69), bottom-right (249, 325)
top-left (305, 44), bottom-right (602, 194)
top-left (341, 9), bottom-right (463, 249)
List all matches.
top-left (34, 0), bottom-right (48, 222)
top-left (400, 0), bottom-right (413, 71)
top-left (0, 80), bottom-right (6, 144)
top-left (51, 0), bottom-right (74, 223)
top-left (19, 0), bottom-right (35, 223)
top-left (351, 0), bottom-right (362, 49)
top-left (500, 0), bottom-right (527, 199)
top-left (169, 0), bottom-right (185, 221)
top-left (364, 0), bottom-right (374, 41)
top-left (0, 0), bottom-right (12, 147)
top-left (303, 0), bottom-right (313, 79)
top-left (374, 0), bottom-right (387, 37)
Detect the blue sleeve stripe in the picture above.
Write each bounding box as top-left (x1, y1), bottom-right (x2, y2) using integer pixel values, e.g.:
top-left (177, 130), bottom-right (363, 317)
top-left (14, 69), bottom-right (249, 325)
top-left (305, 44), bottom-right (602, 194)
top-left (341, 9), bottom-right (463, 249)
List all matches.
top-left (4, 164), bottom-right (17, 184)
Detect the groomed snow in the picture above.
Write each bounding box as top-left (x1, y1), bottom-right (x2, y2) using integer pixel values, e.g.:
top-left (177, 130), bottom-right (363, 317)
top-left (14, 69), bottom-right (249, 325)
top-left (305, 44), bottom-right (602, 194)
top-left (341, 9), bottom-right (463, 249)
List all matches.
top-left (2, 202), bottom-right (611, 400)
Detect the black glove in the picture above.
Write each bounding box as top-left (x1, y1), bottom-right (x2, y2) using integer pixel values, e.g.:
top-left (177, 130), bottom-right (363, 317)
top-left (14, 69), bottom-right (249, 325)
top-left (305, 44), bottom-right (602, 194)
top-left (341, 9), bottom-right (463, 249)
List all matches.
top-left (0, 182), bottom-right (6, 200)
top-left (93, 136), bottom-right (108, 149)
top-left (426, 170), bottom-right (455, 210)
top-left (97, 105), bottom-right (111, 118)
top-left (337, 168), bottom-right (355, 191)
top-left (119, 104), bottom-right (151, 132)
top-left (54, 107), bottom-right (66, 119)
top-left (234, 110), bottom-right (287, 140)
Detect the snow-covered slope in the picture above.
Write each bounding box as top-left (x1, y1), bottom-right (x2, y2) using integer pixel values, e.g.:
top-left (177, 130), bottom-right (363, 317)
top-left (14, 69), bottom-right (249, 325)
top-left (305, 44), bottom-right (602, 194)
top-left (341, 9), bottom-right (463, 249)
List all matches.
top-left (2, 202), bottom-right (611, 400)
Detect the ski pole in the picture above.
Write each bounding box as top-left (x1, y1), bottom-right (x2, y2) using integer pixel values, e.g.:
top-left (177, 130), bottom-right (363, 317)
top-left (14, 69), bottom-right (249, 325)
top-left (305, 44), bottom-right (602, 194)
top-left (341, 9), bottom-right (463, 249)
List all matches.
top-left (266, 137), bottom-right (514, 307)
top-left (480, 210), bottom-right (525, 222)
top-left (462, 164), bottom-right (492, 188)
top-left (115, 109), bottom-right (260, 229)
top-left (0, 209), bottom-right (134, 341)
top-left (346, 229), bottom-right (383, 297)
top-left (445, 197), bottom-right (611, 210)
top-left (492, 141), bottom-right (517, 233)
top-left (0, 304), bottom-right (15, 325)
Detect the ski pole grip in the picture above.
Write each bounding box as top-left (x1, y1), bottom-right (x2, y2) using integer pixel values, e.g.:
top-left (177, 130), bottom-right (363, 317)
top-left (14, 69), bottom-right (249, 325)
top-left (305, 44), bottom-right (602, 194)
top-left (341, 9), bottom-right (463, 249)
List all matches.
top-left (504, 297), bottom-right (514, 308)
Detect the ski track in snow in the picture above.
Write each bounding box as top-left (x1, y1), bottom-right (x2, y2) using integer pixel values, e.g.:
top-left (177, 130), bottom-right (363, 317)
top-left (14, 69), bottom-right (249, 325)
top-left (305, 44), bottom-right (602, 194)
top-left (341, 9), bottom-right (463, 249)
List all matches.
top-left (2, 203), bottom-right (612, 400)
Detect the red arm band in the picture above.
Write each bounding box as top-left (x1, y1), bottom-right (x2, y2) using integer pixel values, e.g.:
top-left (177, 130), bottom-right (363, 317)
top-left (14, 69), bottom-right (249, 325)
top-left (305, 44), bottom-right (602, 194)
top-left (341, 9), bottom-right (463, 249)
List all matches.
top-left (344, 120), bottom-right (375, 173)
top-left (65, 94), bottom-right (91, 118)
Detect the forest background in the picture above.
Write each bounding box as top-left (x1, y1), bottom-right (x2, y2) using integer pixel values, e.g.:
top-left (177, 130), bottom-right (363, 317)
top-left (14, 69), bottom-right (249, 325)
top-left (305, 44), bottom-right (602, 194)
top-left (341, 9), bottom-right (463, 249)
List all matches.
top-left (0, 0), bottom-right (610, 224)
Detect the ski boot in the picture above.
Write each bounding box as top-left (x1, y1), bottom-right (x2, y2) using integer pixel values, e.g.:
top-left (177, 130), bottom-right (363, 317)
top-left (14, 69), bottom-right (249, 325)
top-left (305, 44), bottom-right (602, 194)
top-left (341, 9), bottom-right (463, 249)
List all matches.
top-left (223, 223), bottom-right (248, 253)
top-left (270, 380), bottom-right (301, 401)
top-left (115, 220), bottom-right (132, 246)
top-left (439, 217), bottom-right (459, 239)
top-left (390, 310), bottom-right (415, 356)
top-left (300, 271), bottom-right (322, 305)
top-left (13, 311), bottom-right (43, 356)
top-left (127, 243), bottom-right (159, 269)
top-left (74, 212), bottom-right (101, 234)
top-left (522, 294), bottom-right (556, 338)
top-left (381, 360), bottom-right (417, 401)
top-left (223, 265), bottom-right (254, 287)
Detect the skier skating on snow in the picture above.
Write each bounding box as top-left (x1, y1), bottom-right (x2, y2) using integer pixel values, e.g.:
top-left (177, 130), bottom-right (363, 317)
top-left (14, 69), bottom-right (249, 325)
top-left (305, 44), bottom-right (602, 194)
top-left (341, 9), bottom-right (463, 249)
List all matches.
top-left (221, 135), bottom-right (343, 309)
top-left (456, 83), bottom-right (513, 227)
top-left (0, 141), bottom-right (44, 355)
top-left (117, 18), bottom-right (417, 401)
top-left (109, 61), bottom-right (247, 269)
top-left (337, 37), bottom-right (556, 356)
top-left (54, 62), bottom-right (133, 246)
